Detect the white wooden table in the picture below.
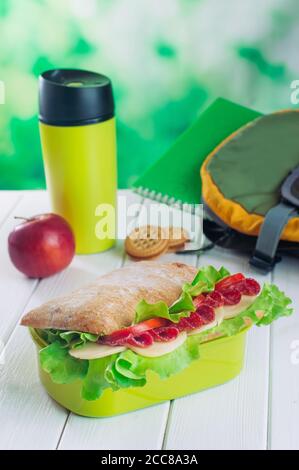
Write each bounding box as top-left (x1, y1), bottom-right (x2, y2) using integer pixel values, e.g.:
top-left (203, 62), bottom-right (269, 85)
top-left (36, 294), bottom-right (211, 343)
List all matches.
top-left (0, 190), bottom-right (298, 450)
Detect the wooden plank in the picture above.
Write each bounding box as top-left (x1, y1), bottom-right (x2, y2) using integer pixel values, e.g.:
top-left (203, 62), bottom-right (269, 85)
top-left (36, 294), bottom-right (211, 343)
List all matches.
top-left (59, 195), bottom-right (199, 450)
top-left (0, 325), bottom-right (68, 450)
top-left (60, 404), bottom-right (170, 450)
top-left (0, 191), bottom-right (21, 227)
top-left (164, 247), bottom-right (271, 450)
top-left (270, 257), bottom-right (299, 450)
top-left (164, 327), bottom-right (269, 450)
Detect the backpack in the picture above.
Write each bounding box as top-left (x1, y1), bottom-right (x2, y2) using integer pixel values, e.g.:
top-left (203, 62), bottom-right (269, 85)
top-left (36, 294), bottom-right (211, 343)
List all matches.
top-left (201, 110), bottom-right (299, 272)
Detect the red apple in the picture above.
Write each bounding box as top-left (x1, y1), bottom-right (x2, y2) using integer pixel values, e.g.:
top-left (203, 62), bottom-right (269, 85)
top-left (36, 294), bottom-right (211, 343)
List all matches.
top-left (8, 213), bottom-right (75, 278)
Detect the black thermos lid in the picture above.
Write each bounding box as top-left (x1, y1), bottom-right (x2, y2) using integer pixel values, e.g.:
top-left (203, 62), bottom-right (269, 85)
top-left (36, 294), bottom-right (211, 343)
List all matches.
top-left (39, 69), bottom-right (115, 126)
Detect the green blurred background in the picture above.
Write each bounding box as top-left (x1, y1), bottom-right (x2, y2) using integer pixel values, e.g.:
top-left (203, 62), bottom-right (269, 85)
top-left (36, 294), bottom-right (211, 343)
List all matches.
top-left (0, 0), bottom-right (297, 189)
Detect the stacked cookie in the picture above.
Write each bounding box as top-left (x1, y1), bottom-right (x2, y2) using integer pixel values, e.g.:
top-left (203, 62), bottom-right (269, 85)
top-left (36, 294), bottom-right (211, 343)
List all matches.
top-left (125, 225), bottom-right (190, 260)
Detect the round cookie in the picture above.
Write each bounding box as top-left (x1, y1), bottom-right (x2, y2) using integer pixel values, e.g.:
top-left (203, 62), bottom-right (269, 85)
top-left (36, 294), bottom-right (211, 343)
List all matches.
top-left (125, 225), bottom-right (169, 259)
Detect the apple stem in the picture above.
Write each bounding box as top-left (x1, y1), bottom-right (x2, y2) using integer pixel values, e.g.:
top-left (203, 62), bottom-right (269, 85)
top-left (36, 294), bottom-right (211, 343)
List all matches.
top-left (14, 216), bottom-right (31, 222)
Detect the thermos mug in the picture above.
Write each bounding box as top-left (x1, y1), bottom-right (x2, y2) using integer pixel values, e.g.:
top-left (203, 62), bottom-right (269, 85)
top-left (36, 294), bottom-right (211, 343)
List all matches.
top-left (38, 69), bottom-right (117, 254)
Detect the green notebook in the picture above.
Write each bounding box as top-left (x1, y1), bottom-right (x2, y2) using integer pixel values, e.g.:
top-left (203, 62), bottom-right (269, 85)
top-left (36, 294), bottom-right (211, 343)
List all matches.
top-left (133, 98), bottom-right (261, 206)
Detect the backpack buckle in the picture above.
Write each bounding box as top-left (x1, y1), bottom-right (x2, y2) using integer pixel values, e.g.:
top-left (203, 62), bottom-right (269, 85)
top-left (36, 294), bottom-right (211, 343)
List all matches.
top-left (249, 251), bottom-right (281, 273)
top-left (250, 201), bottom-right (297, 273)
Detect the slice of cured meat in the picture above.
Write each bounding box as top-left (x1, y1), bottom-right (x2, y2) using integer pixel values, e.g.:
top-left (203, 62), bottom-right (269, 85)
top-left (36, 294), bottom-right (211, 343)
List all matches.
top-left (220, 288), bottom-right (242, 306)
top-left (193, 294), bottom-right (205, 308)
top-left (177, 305), bottom-right (215, 331)
top-left (149, 326), bottom-right (180, 342)
top-left (204, 290), bottom-right (225, 309)
top-left (196, 304), bottom-right (215, 324)
top-left (233, 278), bottom-right (261, 296)
top-left (126, 331), bottom-right (154, 348)
top-left (100, 330), bottom-right (132, 346)
top-left (215, 273), bottom-right (245, 291)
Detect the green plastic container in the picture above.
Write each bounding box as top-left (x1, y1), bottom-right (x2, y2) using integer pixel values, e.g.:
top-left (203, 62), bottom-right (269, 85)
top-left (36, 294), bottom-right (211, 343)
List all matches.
top-left (30, 328), bottom-right (248, 417)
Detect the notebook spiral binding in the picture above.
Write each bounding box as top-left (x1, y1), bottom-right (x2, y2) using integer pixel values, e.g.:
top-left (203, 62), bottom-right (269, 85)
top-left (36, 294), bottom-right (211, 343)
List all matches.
top-left (133, 186), bottom-right (201, 216)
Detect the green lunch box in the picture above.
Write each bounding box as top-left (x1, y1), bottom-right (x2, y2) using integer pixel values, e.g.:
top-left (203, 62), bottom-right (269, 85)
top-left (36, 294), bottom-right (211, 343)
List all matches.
top-left (30, 328), bottom-right (248, 418)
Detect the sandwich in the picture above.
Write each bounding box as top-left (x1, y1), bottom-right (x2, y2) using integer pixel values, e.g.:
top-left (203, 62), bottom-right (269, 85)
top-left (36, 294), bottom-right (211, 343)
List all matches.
top-left (21, 262), bottom-right (292, 401)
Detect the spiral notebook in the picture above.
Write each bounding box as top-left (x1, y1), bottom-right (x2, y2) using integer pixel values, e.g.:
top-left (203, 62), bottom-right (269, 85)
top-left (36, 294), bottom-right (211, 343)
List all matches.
top-left (133, 97), bottom-right (261, 210)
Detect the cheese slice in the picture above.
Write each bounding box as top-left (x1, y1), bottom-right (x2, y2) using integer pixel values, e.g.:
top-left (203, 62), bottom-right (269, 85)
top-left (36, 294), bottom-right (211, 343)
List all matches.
top-left (188, 319), bottom-right (218, 336)
top-left (129, 332), bottom-right (187, 357)
top-left (69, 343), bottom-right (126, 360)
top-left (70, 333), bottom-right (188, 360)
top-left (222, 295), bottom-right (257, 319)
top-left (215, 306), bottom-right (225, 325)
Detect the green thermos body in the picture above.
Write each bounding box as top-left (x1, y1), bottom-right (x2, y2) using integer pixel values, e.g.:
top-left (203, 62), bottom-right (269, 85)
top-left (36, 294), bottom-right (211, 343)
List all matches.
top-left (39, 69), bottom-right (117, 254)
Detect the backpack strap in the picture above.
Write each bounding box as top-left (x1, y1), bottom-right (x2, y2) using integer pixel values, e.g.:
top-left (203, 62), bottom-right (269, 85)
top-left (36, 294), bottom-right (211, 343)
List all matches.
top-left (250, 201), bottom-right (298, 272)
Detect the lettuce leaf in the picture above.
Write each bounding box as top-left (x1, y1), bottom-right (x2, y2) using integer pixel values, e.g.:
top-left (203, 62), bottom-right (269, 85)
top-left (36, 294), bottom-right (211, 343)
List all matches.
top-left (168, 291), bottom-right (195, 314)
top-left (104, 354), bottom-right (146, 392)
top-left (81, 354), bottom-right (118, 400)
top-left (39, 341), bottom-right (88, 384)
top-left (135, 297), bottom-right (193, 324)
top-left (131, 335), bottom-right (200, 379)
top-left (38, 329), bottom-right (100, 350)
top-left (81, 335), bottom-right (200, 400)
top-left (195, 283), bottom-right (293, 342)
top-left (134, 265), bottom-right (230, 323)
top-left (183, 265), bottom-right (230, 296)
top-left (59, 331), bottom-right (99, 349)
